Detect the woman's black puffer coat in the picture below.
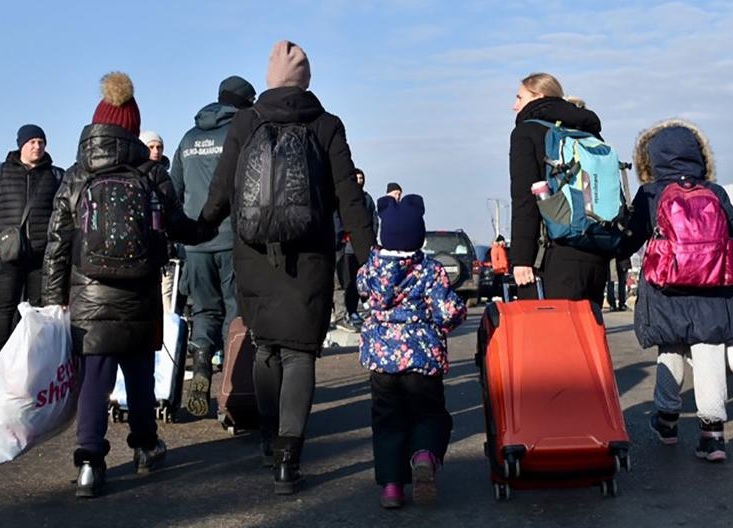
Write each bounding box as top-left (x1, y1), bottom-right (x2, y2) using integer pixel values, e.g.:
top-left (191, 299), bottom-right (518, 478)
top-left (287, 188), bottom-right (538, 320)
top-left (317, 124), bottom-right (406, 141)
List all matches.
top-left (42, 124), bottom-right (209, 356)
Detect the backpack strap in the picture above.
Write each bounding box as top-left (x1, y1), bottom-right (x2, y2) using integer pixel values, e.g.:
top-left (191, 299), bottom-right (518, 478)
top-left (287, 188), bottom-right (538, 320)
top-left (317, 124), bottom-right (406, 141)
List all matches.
top-left (534, 222), bottom-right (549, 269)
top-left (18, 196), bottom-right (35, 229)
top-left (522, 120), bottom-right (559, 269)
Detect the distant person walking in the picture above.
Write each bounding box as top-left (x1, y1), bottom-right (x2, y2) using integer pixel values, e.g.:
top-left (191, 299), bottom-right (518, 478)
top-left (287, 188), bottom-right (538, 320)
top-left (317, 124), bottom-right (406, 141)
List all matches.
top-left (385, 182), bottom-right (402, 201)
top-left (334, 167), bottom-right (378, 332)
top-left (358, 194), bottom-right (466, 509)
top-left (606, 257), bottom-right (631, 311)
top-left (621, 119), bottom-right (732, 462)
top-left (170, 75), bottom-right (256, 417)
top-left (140, 130), bottom-right (168, 168)
top-left (140, 131), bottom-right (180, 315)
top-left (490, 235), bottom-right (509, 275)
top-left (509, 73), bottom-right (610, 306)
top-left (0, 124), bottom-right (63, 347)
top-left (42, 72), bottom-right (216, 498)
top-left (199, 40), bottom-right (376, 494)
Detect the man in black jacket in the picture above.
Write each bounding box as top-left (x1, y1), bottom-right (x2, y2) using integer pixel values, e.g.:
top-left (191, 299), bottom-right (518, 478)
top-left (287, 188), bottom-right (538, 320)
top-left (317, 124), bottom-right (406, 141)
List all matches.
top-left (170, 76), bottom-right (256, 418)
top-left (200, 40), bottom-right (376, 495)
top-left (0, 124), bottom-right (63, 347)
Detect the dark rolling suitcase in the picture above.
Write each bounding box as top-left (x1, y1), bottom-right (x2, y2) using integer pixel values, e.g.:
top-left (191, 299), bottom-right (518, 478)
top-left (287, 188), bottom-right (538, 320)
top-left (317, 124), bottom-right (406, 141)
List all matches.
top-left (217, 317), bottom-right (259, 434)
top-left (476, 280), bottom-right (630, 500)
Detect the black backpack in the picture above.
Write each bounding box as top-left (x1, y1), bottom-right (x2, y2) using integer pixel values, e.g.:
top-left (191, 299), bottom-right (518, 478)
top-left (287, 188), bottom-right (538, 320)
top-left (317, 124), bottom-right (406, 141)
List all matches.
top-left (75, 163), bottom-right (166, 280)
top-left (234, 119), bottom-right (327, 245)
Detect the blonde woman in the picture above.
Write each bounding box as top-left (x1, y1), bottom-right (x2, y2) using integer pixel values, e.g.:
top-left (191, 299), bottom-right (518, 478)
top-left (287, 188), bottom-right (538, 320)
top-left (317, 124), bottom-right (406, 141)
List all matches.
top-left (509, 72), bottom-right (609, 305)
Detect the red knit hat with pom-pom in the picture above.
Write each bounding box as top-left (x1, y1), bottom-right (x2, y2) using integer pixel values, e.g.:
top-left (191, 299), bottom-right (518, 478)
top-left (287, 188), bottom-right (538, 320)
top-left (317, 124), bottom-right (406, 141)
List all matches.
top-left (92, 72), bottom-right (141, 136)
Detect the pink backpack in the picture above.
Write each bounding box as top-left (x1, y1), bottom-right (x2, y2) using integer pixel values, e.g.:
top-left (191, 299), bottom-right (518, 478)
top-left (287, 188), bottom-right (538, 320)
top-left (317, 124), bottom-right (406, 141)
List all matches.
top-left (642, 181), bottom-right (733, 288)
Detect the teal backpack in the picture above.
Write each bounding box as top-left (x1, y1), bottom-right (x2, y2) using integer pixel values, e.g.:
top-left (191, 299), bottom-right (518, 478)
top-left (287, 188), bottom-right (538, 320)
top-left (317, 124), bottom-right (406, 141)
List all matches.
top-left (527, 119), bottom-right (631, 264)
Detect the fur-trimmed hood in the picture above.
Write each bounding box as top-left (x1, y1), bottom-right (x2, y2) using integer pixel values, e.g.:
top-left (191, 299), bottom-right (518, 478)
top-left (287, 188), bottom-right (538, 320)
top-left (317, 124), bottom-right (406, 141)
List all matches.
top-left (633, 118), bottom-right (715, 183)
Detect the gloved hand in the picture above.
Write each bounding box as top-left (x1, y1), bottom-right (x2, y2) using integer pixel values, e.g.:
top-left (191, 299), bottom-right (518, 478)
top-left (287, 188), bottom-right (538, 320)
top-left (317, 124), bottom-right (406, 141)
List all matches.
top-left (194, 218), bottom-right (218, 244)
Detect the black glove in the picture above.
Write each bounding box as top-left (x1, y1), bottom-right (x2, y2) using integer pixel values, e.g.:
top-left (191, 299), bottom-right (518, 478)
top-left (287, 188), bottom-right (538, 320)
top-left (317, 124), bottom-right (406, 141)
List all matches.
top-left (194, 218), bottom-right (218, 244)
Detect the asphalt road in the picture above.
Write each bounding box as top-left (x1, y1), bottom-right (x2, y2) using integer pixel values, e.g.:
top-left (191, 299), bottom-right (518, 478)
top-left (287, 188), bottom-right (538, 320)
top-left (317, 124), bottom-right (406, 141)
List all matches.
top-left (1, 306), bottom-right (732, 528)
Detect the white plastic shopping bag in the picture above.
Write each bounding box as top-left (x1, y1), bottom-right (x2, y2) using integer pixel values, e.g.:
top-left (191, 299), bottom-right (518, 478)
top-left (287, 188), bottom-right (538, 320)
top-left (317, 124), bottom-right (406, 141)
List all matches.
top-left (0, 303), bottom-right (75, 463)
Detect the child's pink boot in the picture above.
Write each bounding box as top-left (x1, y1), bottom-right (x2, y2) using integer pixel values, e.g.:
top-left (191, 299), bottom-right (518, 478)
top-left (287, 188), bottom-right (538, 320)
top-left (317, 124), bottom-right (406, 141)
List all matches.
top-left (380, 482), bottom-right (404, 509)
top-left (411, 450), bottom-right (439, 505)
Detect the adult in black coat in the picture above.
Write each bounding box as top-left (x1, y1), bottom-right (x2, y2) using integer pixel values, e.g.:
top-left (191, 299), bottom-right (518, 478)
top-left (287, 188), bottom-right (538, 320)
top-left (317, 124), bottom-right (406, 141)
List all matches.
top-left (42, 73), bottom-right (215, 498)
top-left (0, 124), bottom-right (63, 347)
top-left (509, 73), bottom-right (609, 306)
top-left (200, 41), bottom-right (376, 494)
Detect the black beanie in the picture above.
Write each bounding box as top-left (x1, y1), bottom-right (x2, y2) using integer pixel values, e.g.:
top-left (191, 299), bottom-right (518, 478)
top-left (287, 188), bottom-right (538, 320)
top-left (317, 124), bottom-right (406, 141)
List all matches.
top-left (17, 124), bottom-right (46, 148)
top-left (386, 182), bottom-right (402, 194)
top-left (218, 76), bottom-right (256, 109)
top-left (378, 194), bottom-right (426, 252)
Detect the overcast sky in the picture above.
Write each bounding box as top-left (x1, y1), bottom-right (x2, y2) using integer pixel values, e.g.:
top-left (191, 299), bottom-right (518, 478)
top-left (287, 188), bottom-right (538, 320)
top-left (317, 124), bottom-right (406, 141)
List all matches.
top-left (1, 0), bottom-right (730, 245)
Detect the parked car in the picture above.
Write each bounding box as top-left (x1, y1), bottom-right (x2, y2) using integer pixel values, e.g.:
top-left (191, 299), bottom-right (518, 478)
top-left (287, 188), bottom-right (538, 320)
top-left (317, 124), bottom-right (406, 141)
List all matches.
top-left (423, 230), bottom-right (481, 306)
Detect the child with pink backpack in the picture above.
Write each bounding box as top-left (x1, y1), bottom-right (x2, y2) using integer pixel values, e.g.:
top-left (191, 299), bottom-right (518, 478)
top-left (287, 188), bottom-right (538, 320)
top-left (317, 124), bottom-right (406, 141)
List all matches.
top-left (621, 119), bottom-right (733, 462)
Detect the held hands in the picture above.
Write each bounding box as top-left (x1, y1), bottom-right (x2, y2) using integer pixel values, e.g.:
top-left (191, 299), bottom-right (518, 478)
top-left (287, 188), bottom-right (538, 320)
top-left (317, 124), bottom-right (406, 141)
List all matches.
top-left (513, 265), bottom-right (536, 286)
top-left (195, 218), bottom-right (218, 244)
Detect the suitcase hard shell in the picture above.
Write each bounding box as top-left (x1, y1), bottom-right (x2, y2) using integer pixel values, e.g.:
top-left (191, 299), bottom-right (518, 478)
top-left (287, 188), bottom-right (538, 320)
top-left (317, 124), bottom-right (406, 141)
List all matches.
top-left (476, 297), bottom-right (630, 500)
top-left (109, 260), bottom-right (188, 423)
top-left (217, 317), bottom-right (259, 434)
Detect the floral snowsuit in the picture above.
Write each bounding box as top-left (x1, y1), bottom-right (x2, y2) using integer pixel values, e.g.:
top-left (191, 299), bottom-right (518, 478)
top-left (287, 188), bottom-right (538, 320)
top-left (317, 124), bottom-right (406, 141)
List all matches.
top-left (357, 247), bottom-right (466, 485)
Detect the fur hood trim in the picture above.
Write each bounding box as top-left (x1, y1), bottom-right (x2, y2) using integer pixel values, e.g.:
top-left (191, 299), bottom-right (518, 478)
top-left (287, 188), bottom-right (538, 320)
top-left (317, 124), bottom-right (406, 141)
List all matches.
top-left (633, 118), bottom-right (715, 183)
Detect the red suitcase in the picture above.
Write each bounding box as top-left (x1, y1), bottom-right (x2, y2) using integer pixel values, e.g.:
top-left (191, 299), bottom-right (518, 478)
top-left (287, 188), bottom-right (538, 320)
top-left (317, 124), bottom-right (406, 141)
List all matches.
top-left (217, 317), bottom-right (259, 434)
top-left (476, 289), bottom-right (630, 500)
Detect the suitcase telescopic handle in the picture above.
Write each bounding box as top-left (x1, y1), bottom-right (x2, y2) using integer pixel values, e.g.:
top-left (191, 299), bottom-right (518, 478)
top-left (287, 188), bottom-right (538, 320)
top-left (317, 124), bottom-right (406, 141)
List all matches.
top-left (501, 275), bottom-right (545, 302)
top-left (169, 258), bottom-right (182, 310)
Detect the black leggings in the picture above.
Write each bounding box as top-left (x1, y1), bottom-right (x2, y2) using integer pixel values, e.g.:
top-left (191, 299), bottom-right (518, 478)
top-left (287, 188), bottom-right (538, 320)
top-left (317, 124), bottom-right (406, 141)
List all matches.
top-left (253, 346), bottom-right (316, 438)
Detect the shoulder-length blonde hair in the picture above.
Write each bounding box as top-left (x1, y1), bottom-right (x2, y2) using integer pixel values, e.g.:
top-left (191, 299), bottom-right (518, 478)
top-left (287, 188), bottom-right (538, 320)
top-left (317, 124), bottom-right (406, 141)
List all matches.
top-left (522, 73), bottom-right (564, 98)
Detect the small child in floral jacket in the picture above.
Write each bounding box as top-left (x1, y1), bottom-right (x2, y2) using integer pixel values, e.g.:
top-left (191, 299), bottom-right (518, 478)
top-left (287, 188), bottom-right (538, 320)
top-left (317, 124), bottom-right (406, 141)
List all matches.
top-left (357, 194), bottom-right (467, 509)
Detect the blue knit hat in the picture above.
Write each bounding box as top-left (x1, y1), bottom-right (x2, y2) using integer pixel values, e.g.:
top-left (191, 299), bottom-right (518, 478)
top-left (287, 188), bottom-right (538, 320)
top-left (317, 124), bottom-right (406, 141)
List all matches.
top-left (16, 124), bottom-right (46, 148)
top-left (378, 194), bottom-right (426, 251)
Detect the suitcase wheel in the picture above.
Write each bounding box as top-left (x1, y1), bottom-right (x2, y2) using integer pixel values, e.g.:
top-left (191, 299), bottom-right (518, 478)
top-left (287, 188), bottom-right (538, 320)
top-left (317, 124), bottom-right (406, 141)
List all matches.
top-left (109, 406), bottom-right (128, 423)
top-left (613, 452), bottom-right (631, 473)
top-left (109, 406), bottom-right (119, 423)
top-left (503, 458), bottom-right (521, 479)
top-left (600, 478), bottom-right (618, 498)
top-left (217, 412), bottom-right (241, 436)
top-left (493, 482), bottom-right (511, 501)
top-left (163, 407), bottom-right (177, 423)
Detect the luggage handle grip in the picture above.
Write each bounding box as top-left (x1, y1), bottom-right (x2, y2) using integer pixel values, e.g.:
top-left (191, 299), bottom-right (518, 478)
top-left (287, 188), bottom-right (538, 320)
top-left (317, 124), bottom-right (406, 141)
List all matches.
top-left (501, 275), bottom-right (545, 302)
